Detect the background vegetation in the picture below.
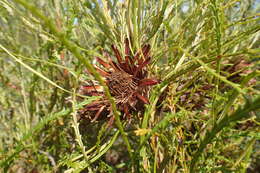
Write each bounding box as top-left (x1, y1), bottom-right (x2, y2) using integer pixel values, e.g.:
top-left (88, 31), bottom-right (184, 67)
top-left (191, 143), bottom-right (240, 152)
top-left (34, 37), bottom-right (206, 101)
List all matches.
top-left (0, 0), bottom-right (259, 172)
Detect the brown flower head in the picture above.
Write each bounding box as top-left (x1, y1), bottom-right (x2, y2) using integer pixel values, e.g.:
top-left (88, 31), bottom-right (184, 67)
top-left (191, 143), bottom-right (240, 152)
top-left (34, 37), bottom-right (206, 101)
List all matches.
top-left (79, 39), bottom-right (159, 123)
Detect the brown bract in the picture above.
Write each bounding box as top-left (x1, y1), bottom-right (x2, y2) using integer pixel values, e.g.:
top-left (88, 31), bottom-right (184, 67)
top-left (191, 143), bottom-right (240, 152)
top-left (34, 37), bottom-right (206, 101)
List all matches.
top-left (78, 39), bottom-right (159, 124)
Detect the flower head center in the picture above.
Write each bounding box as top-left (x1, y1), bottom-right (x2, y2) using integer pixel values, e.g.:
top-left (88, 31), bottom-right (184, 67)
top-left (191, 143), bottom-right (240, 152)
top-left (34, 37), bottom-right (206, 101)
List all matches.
top-left (107, 72), bottom-right (137, 100)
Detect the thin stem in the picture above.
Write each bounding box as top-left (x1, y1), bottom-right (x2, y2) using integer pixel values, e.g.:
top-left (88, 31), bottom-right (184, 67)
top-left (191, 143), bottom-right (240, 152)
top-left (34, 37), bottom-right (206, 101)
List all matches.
top-left (210, 0), bottom-right (223, 125)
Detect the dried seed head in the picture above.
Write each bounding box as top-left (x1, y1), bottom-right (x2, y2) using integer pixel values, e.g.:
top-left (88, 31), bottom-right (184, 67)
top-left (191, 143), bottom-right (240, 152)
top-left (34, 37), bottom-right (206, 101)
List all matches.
top-left (79, 38), bottom-right (160, 123)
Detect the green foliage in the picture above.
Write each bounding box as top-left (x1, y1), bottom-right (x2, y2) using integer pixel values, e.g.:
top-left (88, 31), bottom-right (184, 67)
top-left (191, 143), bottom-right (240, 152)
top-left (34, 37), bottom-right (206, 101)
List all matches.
top-left (0, 0), bottom-right (259, 172)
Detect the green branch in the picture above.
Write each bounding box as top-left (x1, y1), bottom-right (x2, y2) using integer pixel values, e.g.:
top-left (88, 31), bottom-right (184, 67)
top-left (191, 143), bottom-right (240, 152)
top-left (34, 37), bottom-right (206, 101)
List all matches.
top-left (190, 96), bottom-right (260, 171)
